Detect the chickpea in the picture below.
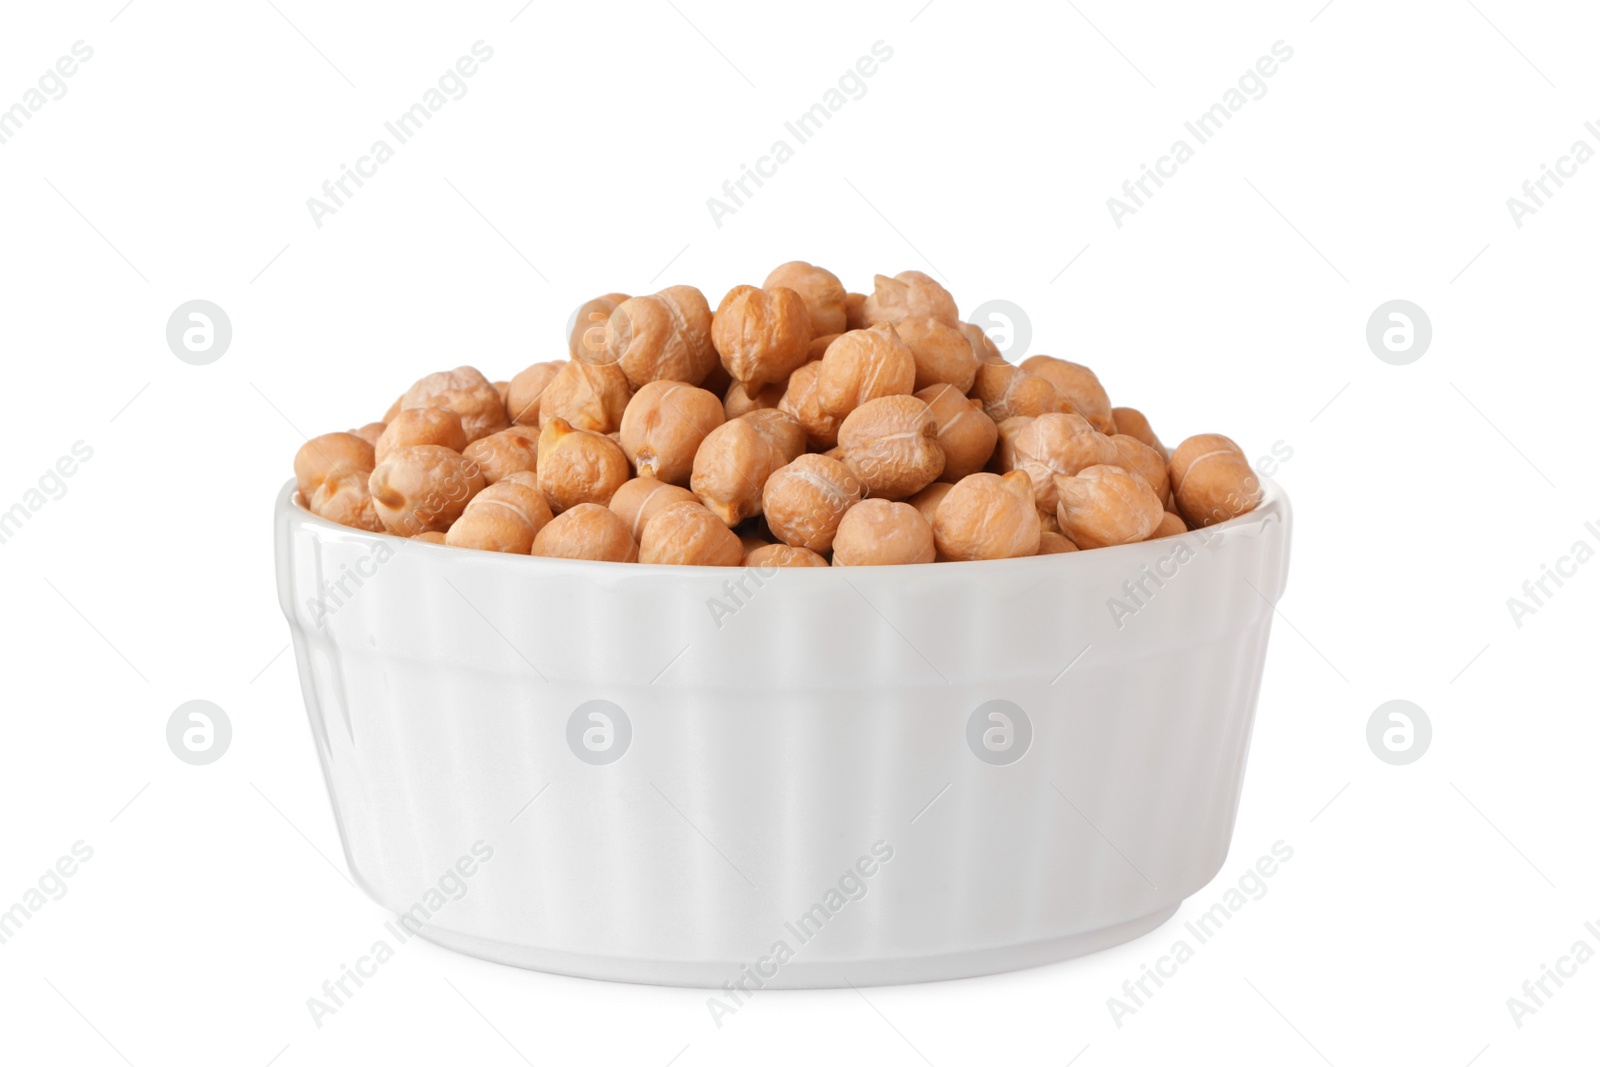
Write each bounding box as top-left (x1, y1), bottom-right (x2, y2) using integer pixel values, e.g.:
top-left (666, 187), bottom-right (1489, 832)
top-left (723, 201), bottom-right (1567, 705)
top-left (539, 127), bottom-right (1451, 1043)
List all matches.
top-left (832, 499), bottom-right (936, 566)
top-left (762, 453), bottom-right (864, 552)
top-left (1169, 434), bottom-right (1262, 528)
top-left (294, 432), bottom-right (375, 499)
top-left (412, 531), bottom-right (447, 544)
top-left (988, 415), bottom-right (1035, 473)
top-left (493, 380), bottom-right (511, 409)
top-left (970, 361), bottom-right (1067, 422)
top-left (446, 473), bottom-right (553, 554)
top-left (539, 359), bottom-right (633, 434)
top-left (738, 529), bottom-right (773, 555)
top-left (916, 383), bottom-right (997, 482)
top-left (1053, 464), bottom-right (1163, 549)
top-left (375, 406), bottom-right (468, 462)
top-left (743, 408), bottom-right (806, 463)
top-left (619, 380), bottom-right (725, 486)
top-left (537, 417), bottom-right (630, 513)
top-left (1020, 357), bottom-right (1115, 434)
top-left (569, 293), bottom-right (630, 362)
top-left (368, 444), bottom-right (486, 536)
top-left (778, 359), bottom-right (843, 450)
top-left (724, 378), bottom-right (786, 420)
top-left (764, 261), bottom-right (848, 335)
top-left (639, 500), bottom-right (743, 566)
top-left (713, 285), bottom-right (814, 389)
top-left (896, 316), bottom-right (979, 393)
top-left (400, 366), bottom-right (508, 443)
top-left (463, 427), bottom-right (539, 485)
top-left (816, 324), bottom-right (916, 420)
top-left (532, 502), bottom-right (639, 562)
top-left (744, 543), bottom-right (828, 568)
top-left (351, 422), bottom-right (386, 447)
top-left (1038, 530), bottom-right (1079, 555)
top-left (506, 361), bottom-right (564, 426)
top-left (1110, 433), bottom-right (1170, 501)
top-left (843, 292), bottom-right (869, 330)
top-left (1111, 406), bottom-right (1164, 456)
top-left (689, 415), bottom-right (789, 526)
top-left (1011, 413), bottom-right (1121, 516)
top-left (932, 471), bottom-right (1041, 561)
top-left (837, 394), bottom-right (944, 499)
top-left (701, 357), bottom-right (733, 402)
top-left (608, 477), bottom-right (699, 541)
top-left (1151, 511), bottom-right (1188, 539)
top-left (308, 470), bottom-right (384, 532)
top-left (957, 322), bottom-right (1006, 367)
top-left (908, 480), bottom-right (954, 528)
top-left (604, 285), bottom-right (717, 389)
top-left (806, 334), bottom-right (838, 361)
top-left (861, 271), bottom-right (959, 328)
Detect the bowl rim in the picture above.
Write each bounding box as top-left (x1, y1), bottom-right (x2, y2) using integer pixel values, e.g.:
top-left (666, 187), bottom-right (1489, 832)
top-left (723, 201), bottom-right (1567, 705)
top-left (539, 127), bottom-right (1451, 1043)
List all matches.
top-left (276, 475), bottom-right (1288, 576)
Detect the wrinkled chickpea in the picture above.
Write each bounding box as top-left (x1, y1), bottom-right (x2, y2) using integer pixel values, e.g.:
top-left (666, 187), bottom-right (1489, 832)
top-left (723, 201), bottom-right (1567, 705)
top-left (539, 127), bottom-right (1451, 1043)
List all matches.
top-left (970, 361), bottom-right (1067, 422)
top-left (832, 499), bottom-right (936, 566)
top-left (807, 334), bottom-right (838, 361)
top-left (712, 285), bottom-right (814, 390)
top-left (507, 360), bottom-right (564, 426)
top-left (816, 324), bottom-right (916, 420)
top-left (368, 444), bottom-right (486, 535)
top-left (916, 384), bottom-right (997, 482)
top-left (1110, 433), bottom-right (1170, 501)
top-left (1169, 434), bottom-right (1262, 528)
top-left (295, 432), bottom-right (374, 499)
top-left (309, 471), bottom-right (383, 532)
top-left (894, 316), bottom-right (979, 393)
top-left (764, 261), bottom-right (848, 335)
top-left (537, 417), bottom-right (631, 513)
top-left (689, 415), bottom-right (789, 526)
top-left (744, 543), bottom-right (828, 568)
top-left (1111, 406), bottom-right (1163, 455)
top-left (619, 380), bottom-right (725, 486)
top-left (446, 472), bottom-right (553, 554)
top-left (351, 422), bottom-right (386, 447)
top-left (1053, 464), bottom-right (1163, 549)
top-left (1038, 530), bottom-right (1079, 555)
top-left (1011, 413), bottom-right (1121, 516)
top-left (639, 500), bottom-right (743, 566)
top-left (1151, 511), bottom-right (1188, 539)
top-left (604, 286), bottom-right (717, 388)
top-left (778, 360), bottom-right (843, 450)
top-left (843, 292), bottom-right (869, 330)
top-left (988, 415), bottom-right (1035, 473)
top-left (400, 366), bottom-right (508, 443)
top-left (532, 502), bottom-right (639, 562)
top-left (861, 271), bottom-right (959, 328)
top-left (762, 453), bottom-right (864, 552)
top-left (957, 322), bottom-right (1006, 367)
top-left (743, 408), bottom-right (806, 463)
top-left (569, 293), bottom-right (630, 362)
top-left (837, 394), bottom-right (944, 499)
top-left (375, 406), bottom-right (468, 461)
top-left (908, 481), bottom-right (954, 528)
top-left (463, 427), bottom-right (539, 485)
top-left (607, 477), bottom-right (699, 542)
top-left (932, 471), bottom-right (1041, 561)
top-left (1020, 357), bottom-right (1115, 434)
top-left (724, 378), bottom-right (787, 420)
top-left (539, 359), bottom-right (633, 434)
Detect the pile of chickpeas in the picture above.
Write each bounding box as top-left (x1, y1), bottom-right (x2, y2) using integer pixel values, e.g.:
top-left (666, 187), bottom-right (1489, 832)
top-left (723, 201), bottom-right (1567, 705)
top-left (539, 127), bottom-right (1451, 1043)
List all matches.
top-left (291, 264), bottom-right (1264, 566)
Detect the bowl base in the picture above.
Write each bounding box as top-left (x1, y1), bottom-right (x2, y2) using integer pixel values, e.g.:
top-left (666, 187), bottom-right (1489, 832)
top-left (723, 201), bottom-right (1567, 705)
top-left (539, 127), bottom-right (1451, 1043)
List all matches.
top-left (409, 904), bottom-right (1181, 989)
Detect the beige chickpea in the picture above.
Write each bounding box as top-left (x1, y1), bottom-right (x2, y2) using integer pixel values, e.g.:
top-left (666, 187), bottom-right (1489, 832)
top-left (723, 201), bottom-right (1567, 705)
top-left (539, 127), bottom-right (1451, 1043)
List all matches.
top-left (843, 292), bottom-right (869, 330)
top-left (860, 271), bottom-right (959, 328)
top-left (932, 471), bottom-right (1041, 561)
top-left (1151, 511), bottom-right (1188, 539)
top-left (308, 470), bottom-right (384, 532)
top-left (689, 415), bottom-right (789, 526)
top-left (569, 293), bottom-right (630, 362)
top-left (916, 384), bottom-right (997, 483)
top-left (761, 453), bottom-right (864, 552)
top-left (764, 261), bottom-right (848, 335)
top-left (375, 406), bottom-right (468, 461)
top-left (908, 481), bottom-right (954, 528)
top-left (1011, 413), bottom-right (1121, 516)
top-left (368, 444), bottom-right (486, 536)
top-left (957, 322), bottom-right (1006, 367)
top-left (619, 380), bottom-right (725, 486)
top-left (1111, 406), bottom-right (1164, 456)
top-left (988, 415), bottom-right (1035, 473)
top-left (1020, 357), bottom-right (1115, 434)
top-left (294, 432), bottom-right (375, 499)
top-left (1038, 530), bottom-right (1080, 555)
top-left (608, 477), bottom-right (698, 542)
top-left (537, 417), bottom-right (631, 513)
top-left (506, 361), bottom-right (564, 426)
top-left (970, 361), bottom-right (1067, 422)
top-left (1110, 433), bottom-right (1170, 501)
top-left (538, 359), bottom-right (633, 434)
top-left (639, 500), bottom-right (743, 566)
top-left (724, 378), bottom-right (787, 420)
top-left (816, 324), bottom-right (916, 420)
top-left (350, 422), bottom-right (386, 447)
top-left (742, 408), bottom-right (806, 463)
top-left (446, 473), bottom-right (553, 554)
top-left (712, 285), bottom-right (814, 390)
top-left (604, 285), bottom-right (717, 389)
top-left (837, 394), bottom-right (944, 499)
top-left (896, 316), bottom-right (979, 393)
top-left (832, 499), bottom-right (936, 566)
top-left (807, 334), bottom-right (838, 361)
top-left (400, 366), bottom-right (508, 443)
top-left (411, 531), bottom-right (447, 544)
top-left (778, 360), bottom-right (843, 450)
top-left (532, 502), bottom-right (639, 562)
top-left (744, 544), bottom-right (828, 568)
top-left (1169, 434), bottom-right (1263, 528)
top-left (462, 428), bottom-right (539, 485)
top-left (1053, 464), bottom-right (1164, 549)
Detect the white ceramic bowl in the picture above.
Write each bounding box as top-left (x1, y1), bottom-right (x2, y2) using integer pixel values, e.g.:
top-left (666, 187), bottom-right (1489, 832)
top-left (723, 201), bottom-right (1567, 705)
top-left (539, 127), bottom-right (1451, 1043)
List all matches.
top-left (274, 477), bottom-right (1291, 988)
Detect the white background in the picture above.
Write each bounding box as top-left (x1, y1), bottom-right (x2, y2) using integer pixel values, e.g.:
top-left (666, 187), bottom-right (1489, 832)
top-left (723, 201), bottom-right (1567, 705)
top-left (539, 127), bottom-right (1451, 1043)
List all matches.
top-left (1, 0), bottom-right (1596, 1064)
